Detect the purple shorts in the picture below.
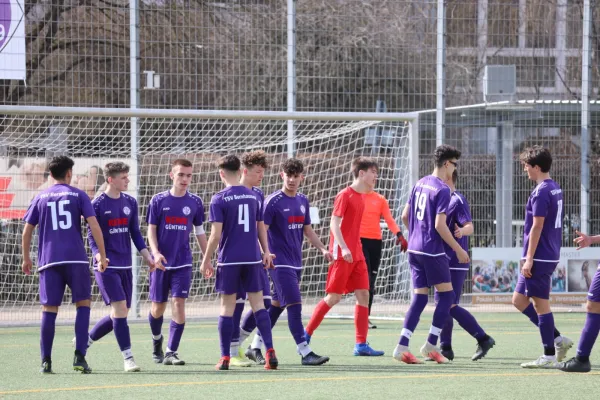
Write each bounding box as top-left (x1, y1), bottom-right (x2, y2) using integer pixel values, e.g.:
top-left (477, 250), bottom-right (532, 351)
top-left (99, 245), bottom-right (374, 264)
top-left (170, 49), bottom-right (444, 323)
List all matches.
top-left (95, 269), bottom-right (133, 308)
top-left (434, 267), bottom-right (468, 304)
top-left (408, 253), bottom-right (451, 289)
top-left (236, 268), bottom-right (271, 301)
top-left (270, 267), bottom-right (302, 307)
top-left (149, 267), bottom-right (192, 303)
top-left (39, 264), bottom-right (92, 306)
top-left (515, 261), bottom-right (557, 300)
top-left (587, 266), bottom-right (600, 303)
top-left (216, 264), bottom-right (264, 295)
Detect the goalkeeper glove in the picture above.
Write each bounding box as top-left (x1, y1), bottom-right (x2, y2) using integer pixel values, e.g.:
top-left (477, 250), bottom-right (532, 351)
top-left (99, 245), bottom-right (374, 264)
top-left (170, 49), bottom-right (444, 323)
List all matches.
top-left (396, 232), bottom-right (408, 253)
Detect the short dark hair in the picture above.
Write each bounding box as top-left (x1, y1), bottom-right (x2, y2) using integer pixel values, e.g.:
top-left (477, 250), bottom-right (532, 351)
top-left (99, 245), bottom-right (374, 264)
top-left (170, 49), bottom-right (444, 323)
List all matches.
top-left (452, 169), bottom-right (458, 184)
top-left (241, 150), bottom-right (268, 169)
top-left (519, 145), bottom-right (552, 173)
top-left (282, 158), bottom-right (304, 176)
top-left (172, 158), bottom-right (193, 168)
top-left (352, 157), bottom-right (378, 178)
top-left (434, 145), bottom-right (461, 168)
top-left (218, 154), bottom-right (241, 172)
top-left (104, 162), bottom-right (130, 180)
top-left (48, 155), bottom-right (74, 180)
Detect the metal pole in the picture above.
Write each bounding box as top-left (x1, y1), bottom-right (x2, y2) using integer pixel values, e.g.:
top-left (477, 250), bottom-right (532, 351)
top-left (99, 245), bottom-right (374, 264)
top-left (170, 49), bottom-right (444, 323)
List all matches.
top-left (287, 0), bottom-right (296, 158)
top-left (436, 0), bottom-right (446, 145)
top-left (501, 121), bottom-right (514, 247)
top-left (130, 0), bottom-right (141, 318)
top-left (581, 0), bottom-right (591, 235)
top-left (495, 125), bottom-right (503, 247)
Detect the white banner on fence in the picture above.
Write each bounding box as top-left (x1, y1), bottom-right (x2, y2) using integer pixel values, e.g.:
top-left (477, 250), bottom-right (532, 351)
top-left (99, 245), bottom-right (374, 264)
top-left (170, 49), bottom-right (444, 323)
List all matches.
top-left (0, 0), bottom-right (25, 80)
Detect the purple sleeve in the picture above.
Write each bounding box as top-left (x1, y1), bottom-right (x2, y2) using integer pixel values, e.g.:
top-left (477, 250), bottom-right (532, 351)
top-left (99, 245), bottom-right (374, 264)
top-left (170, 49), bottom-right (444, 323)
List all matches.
top-left (532, 189), bottom-right (550, 218)
top-left (304, 197), bottom-right (312, 225)
top-left (87, 201), bottom-right (100, 254)
top-left (80, 194), bottom-right (95, 219)
top-left (193, 198), bottom-right (205, 226)
top-left (457, 197), bottom-right (472, 226)
top-left (209, 196), bottom-right (224, 223)
top-left (262, 199), bottom-right (274, 226)
top-left (256, 196), bottom-right (263, 222)
top-left (129, 199), bottom-right (146, 252)
top-left (146, 196), bottom-right (160, 225)
top-left (435, 187), bottom-right (451, 215)
top-left (23, 197), bottom-right (40, 226)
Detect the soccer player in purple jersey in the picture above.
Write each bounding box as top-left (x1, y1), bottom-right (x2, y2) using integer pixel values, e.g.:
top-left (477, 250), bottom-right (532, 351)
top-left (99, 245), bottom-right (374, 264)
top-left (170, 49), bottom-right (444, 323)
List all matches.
top-left (244, 158), bottom-right (331, 365)
top-left (395, 145), bottom-right (468, 364)
top-left (434, 170), bottom-right (495, 362)
top-left (230, 150), bottom-right (269, 367)
top-left (512, 146), bottom-right (573, 368)
top-left (85, 162), bottom-right (160, 372)
top-left (200, 154), bottom-right (278, 371)
top-left (22, 156), bottom-right (108, 374)
top-left (559, 230), bottom-right (600, 372)
top-left (146, 159), bottom-right (207, 366)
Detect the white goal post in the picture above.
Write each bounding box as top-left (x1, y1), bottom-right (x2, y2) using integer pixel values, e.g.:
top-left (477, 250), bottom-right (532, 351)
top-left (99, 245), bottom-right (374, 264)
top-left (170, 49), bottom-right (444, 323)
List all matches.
top-left (0, 106), bottom-right (418, 325)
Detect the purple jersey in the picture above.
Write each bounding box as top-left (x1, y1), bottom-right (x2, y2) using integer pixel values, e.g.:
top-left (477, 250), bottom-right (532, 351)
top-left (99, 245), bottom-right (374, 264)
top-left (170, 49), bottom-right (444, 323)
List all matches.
top-left (87, 193), bottom-right (146, 270)
top-left (209, 185), bottom-right (262, 266)
top-left (522, 179), bottom-right (563, 262)
top-left (263, 190), bottom-right (311, 269)
top-left (406, 175), bottom-right (451, 257)
top-left (146, 191), bottom-right (205, 269)
top-left (23, 183), bottom-right (95, 271)
top-left (443, 191), bottom-right (472, 269)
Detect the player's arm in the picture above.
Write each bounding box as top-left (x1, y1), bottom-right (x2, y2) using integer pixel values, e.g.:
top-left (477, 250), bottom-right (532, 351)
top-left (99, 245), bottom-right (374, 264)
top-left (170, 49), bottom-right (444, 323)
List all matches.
top-left (200, 222), bottom-right (222, 278)
top-left (382, 197), bottom-right (407, 251)
top-left (574, 230), bottom-right (600, 250)
top-left (522, 192), bottom-right (551, 277)
top-left (454, 200), bottom-right (474, 238)
top-left (21, 223), bottom-right (35, 275)
top-left (435, 213), bottom-right (463, 254)
top-left (147, 223), bottom-right (166, 269)
top-left (258, 221), bottom-right (274, 268)
top-left (454, 222), bottom-right (474, 238)
top-left (304, 225), bottom-right (333, 262)
top-left (129, 206), bottom-right (159, 271)
top-left (401, 203), bottom-right (409, 229)
top-left (195, 229), bottom-right (208, 256)
top-left (330, 215), bottom-right (353, 263)
top-left (87, 216), bottom-right (109, 272)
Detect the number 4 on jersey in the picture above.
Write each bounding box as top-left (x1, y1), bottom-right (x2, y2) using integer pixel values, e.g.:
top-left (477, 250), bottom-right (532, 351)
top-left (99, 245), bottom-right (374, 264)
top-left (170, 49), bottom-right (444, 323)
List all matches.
top-left (238, 203), bottom-right (250, 232)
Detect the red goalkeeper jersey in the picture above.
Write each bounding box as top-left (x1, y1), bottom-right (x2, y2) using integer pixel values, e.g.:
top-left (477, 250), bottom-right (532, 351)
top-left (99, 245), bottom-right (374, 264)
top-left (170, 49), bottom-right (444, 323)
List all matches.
top-left (329, 186), bottom-right (365, 262)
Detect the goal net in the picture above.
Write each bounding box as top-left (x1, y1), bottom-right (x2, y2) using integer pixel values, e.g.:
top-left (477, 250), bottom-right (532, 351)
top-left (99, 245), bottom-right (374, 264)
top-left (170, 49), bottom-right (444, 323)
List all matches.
top-left (0, 108), bottom-right (414, 325)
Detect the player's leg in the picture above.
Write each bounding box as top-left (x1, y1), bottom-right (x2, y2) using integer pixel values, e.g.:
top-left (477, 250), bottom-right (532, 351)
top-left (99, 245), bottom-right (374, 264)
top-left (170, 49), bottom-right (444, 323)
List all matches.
top-left (86, 270), bottom-right (117, 349)
top-left (560, 268), bottom-right (600, 373)
top-left (394, 254), bottom-right (428, 364)
top-left (360, 238), bottom-right (375, 328)
top-left (304, 260), bottom-right (349, 341)
top-left (520, 262), bottom-right (561, 369)
top-left (513, 273), bottom-right (571, 358)
top-left (348, 260), bottom-right (384, 356)
top-left (230, 291), bottom-right (247, 364)
top-left (111, 269), bottom-right (139, 372)
top-left (276, 267), bottom-right (329, 365)
top-left (163, 267), bottom-right (192, 365)
top-left (215, 264), bottom-right (243, 370)
top-left (148, 268), bottom-right (169, 363)
top-left (245, 270), bottom-right (285, 365)
top-left (38, 267), bottom-right (65, 374)
top-left (67, 264), bottom-right (93, 373)
top-left (245, 264), bottom-right (278, 370)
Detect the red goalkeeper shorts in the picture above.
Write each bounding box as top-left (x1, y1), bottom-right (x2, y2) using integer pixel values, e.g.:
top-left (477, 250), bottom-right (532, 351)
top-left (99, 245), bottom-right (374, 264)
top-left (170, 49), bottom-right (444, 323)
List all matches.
top-left (325, 259), bottom-right (369, 295)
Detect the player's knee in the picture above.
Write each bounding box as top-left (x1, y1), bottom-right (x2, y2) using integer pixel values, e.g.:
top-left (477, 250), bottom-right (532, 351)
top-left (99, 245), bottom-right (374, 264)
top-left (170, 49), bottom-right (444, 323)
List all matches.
top-left (151, 301), bottom-right (167, 317)
top-left (42, 305), bottom-right (59, 313)
top-left (355, 290), bottom-right (369, 306)
top-left (325, 293), bottom-right (341, 306)
top-left (111, 301), bottom-right (128, 318)
top-left (75, 299), bottom-right (91, 308)
top-left (271, 300), bottom-right (281, 308)
top-left (511, 293), bottom-right (527, 310)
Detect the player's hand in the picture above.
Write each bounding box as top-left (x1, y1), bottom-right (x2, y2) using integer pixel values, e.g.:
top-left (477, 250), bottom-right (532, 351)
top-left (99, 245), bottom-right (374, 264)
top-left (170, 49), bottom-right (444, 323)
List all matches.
top-left (22, 257), bottom-right (32, 275)
top-left (94, 253), bottom-right (109, 272)
top-left (456, 248), bottom-right (470, 264)
top-left (262, 252), bottom-right (276, 269)
top-left (521, 258), bottom-right (533, 278)
top-left (574, 230), bottom-right (592, 250)
top-left (200, 260), bottom-right (214, 278)
top-left (152, 253), bottom-right (167, 272)
top-left (321, 248), bottom-right (334, 263)
top-left (454, 224), bottom-right (463, 239)
top-left (341, 247), bottom-right (353, 263)
top-left (396, 232), bottom-right (408, 253)
top-left (145, 255), bottom-right (162, 273)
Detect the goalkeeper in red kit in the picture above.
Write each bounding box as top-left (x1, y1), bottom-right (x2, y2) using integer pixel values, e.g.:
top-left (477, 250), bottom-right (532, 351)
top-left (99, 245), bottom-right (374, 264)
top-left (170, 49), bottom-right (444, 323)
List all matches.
top-left (302, 157), bottom-right (385, 356)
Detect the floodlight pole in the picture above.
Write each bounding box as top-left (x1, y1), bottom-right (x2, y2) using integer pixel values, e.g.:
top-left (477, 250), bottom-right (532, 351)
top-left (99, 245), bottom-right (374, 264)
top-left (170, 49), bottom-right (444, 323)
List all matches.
top-left (287, 0), bottom-right (296, 158)
top-left (581, 0), bottom-right (591, 236)
top-left (436, 0), bottom-right (446, 146)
